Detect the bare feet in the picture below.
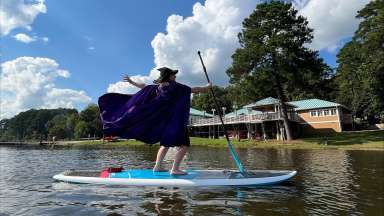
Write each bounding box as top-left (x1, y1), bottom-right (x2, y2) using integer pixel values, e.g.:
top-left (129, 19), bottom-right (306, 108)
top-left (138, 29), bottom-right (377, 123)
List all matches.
top-left (170, 170), bottom-right (188, 175)
top-left (153, 165), bottom-right (168, 172)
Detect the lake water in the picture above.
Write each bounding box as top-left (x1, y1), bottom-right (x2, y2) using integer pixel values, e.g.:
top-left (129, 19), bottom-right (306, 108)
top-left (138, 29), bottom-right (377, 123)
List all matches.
top-left (0, 145), bottom-right (383, 216)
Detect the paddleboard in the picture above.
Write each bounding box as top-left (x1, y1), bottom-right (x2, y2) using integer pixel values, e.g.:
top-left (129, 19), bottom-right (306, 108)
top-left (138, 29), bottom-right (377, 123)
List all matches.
top-left (53, 169), bottom-right (297, 187)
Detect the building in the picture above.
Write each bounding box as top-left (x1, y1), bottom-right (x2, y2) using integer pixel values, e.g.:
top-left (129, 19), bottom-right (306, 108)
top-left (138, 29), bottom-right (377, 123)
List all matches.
top-left (189, 107), bottom-right (213, 124)
top-left (189, 97), bottom-right (352, 139)
top-left (289, 99), bottom-right (352, 134)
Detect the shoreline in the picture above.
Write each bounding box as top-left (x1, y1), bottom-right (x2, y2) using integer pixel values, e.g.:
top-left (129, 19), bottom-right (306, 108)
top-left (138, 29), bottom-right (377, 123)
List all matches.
top-left (1, 130), bottom-right (383, 151)
top-left (2, 139), bottom-right (383, 151)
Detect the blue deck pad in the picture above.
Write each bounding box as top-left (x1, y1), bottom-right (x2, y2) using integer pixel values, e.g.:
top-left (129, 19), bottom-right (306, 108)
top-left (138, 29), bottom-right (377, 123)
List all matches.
top-left (110, 169), bottom-right (200, 179)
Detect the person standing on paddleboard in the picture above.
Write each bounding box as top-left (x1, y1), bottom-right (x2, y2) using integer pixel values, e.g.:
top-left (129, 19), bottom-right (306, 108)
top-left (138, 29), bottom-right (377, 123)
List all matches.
top-left (98, 67), bottom-right (211, 175)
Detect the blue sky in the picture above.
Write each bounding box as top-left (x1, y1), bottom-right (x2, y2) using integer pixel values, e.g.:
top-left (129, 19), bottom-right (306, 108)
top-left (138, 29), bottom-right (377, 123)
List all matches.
top-left (2, 0), bottom-right (203, 103)
top-left (0, 0), bottom-right (369, 119)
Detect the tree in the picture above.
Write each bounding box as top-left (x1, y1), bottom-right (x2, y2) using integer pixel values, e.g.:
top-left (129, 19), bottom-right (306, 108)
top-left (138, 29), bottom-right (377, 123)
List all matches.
top-left (226, 1), bottom-right (332, 140)
top-left (191, 86), bottom-right (233, 114)
top-left (78, 104), bottom-right (103, 138)
top-left (226, 77), bottom-right (276, 107)
top-left (74, 121), bottom-right (89, 139)
top-left (335, 0), bottom-right (384, 124)
top-left (0, 119), bottom-right (12, 141)
top-left (66, 113), bottom-right (79, 140)
top-left (47, 114), bottom-right (68, 139)
top-left (0, 108), bottom-right (77, 141)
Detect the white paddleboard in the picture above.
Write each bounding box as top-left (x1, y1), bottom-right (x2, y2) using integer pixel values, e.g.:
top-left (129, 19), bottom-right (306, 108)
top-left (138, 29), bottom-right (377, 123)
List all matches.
top-left (53, 169), bottom-right (297, 187)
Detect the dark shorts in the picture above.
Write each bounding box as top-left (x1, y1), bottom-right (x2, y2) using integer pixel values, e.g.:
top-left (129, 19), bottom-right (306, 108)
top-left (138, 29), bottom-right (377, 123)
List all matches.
top-left (182, 129), bottom-right (190, 147)
top-left (161, 127), bottom-right (190, 147)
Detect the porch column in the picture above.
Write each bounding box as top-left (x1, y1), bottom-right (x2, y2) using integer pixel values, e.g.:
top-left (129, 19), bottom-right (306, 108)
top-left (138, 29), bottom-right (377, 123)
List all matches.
top-left (261, 121), bottom-right (267, 141)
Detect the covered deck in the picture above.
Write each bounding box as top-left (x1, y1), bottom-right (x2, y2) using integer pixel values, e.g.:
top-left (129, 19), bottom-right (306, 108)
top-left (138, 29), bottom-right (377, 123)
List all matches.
top-left (189, 97), bottom-right (300, 140)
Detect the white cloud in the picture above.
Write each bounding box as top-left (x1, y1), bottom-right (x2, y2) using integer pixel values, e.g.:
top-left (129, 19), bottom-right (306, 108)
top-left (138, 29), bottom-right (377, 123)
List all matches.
top-left (107, 75), bottom-right (154, 94)
top-left (0, 0), bottom-right (47, 36)
top-left (0, 57), bottom-right (92, 119)
top-left (44, 89), bottom-right (91, 109)
top-left (13, 33), bottom-right (36, 43)
top-left (13, 33), bottom-right (49, 44)
top-left (150, 0), bottom-right (258, 87)
top-left (105, 0), bottom-right (369, 89)
top-left (296, 0), bottom-right (371, 51)
top-left (106, 0), bottom-right (259, 90)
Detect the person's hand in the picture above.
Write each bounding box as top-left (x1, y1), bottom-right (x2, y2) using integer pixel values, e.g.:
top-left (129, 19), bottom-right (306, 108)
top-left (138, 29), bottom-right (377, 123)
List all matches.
top-left (123, 74), bottom-right (132, 83)
top-left (206, 82), bottom-right (212, 88)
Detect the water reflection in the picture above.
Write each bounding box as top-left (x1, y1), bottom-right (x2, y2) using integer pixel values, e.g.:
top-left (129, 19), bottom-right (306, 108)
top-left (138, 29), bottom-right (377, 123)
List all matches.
top-left (295, 150), bottom-right (357, 215)
top-left (0, 146), bottom-right (383, 215)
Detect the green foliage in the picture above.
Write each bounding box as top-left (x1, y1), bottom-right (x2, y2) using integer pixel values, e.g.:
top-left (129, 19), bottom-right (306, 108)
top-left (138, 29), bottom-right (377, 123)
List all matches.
top-left (0, 104), bottom-right (106, 141)
top-left (226, 1), bottom-right (333, 140)
top-left (335, 0), bottom-right (384, 123)
top-left (77, 104), bottom-right (103, 138)
top-left (226, 1), bottom-right (332, 102)
top-left (226, 77), bottom-right (275, 107)
top-left (0, 108), bottom-right (78, 141)
top-left (47, 115), bottom-right (68, 139)
top-left (66, 113), bottom-right (79, 139)
top-left (74, 121), bottom-right (90, 139)
top-left (191, 86), bottom-right (233, 114)
top-left (0, 119), bottom-right (13, 141)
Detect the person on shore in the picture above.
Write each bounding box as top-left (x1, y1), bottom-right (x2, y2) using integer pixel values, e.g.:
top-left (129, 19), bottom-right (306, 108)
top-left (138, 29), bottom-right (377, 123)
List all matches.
top-left (98, 67), bottom-right (211, 175)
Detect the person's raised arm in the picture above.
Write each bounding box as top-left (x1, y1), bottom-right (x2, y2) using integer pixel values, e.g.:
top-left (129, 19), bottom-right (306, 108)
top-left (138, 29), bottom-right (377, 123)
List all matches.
top-left (123, 75), bottom-right (146, 89)
top-left (191, 82), bottom-right (212, 94)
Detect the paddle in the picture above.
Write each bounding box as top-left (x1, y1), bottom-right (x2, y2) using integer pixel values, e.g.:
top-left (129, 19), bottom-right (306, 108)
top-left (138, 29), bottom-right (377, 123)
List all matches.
top-left (197, 51), bottom-right (246, 174)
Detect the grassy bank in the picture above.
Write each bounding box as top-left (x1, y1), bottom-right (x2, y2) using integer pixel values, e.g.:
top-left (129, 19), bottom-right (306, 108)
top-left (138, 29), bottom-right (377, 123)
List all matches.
top-left (58, 130), bottom-right (384, 150)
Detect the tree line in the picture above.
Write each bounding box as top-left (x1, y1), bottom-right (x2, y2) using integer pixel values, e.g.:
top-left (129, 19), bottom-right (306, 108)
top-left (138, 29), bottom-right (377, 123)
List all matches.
top-left (0, 105), bottom-right (103, 141)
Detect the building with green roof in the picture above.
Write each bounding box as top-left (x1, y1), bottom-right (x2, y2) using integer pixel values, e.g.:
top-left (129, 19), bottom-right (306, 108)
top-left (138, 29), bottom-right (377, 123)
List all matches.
top-left (189, 97), bottom-right (352, 139)
top-left (190, 108), bottom-right (213, 117)
top-left (289, 99), bottom-right (350, 111)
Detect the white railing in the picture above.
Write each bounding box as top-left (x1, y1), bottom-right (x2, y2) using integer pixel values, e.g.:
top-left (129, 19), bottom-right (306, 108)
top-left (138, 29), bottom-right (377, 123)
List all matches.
top-left (190, 112), bottom-right (299, 126)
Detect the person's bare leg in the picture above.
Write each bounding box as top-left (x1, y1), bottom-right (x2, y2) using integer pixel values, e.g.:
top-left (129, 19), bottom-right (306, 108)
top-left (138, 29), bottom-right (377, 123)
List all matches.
top-left (171, 146), bottom-right (188, 175)
top-left (153, 146), bottom-right (169, 172)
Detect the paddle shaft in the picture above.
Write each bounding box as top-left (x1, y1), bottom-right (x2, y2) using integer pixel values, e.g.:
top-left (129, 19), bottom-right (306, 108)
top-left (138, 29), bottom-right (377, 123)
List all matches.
top-left (197, 51), bottom-right (245, 174)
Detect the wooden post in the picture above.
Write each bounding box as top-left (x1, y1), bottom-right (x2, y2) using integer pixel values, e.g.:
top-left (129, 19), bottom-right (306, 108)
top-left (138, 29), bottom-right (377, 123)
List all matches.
top-left (276, 121), bottom-right (280, 140)
top-left (208, 125), bottom-right (211, 139)
top-left (261, 121), bottom-right (267, 141)
top-left (254, 123), bottom-right (258, 140)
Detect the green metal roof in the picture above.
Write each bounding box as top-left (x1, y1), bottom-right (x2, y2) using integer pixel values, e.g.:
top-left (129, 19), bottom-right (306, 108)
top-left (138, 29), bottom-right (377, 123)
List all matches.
top-left (191, 98), bottom-right (348, 117)
top-left (243, 97), bottom-right (280, 108)
top-left (225, 108), bottom-right (261, 117)
top-left (289, 99), bottom-right (342, 111)
top-left (190, 107), bottom-right (213, 117)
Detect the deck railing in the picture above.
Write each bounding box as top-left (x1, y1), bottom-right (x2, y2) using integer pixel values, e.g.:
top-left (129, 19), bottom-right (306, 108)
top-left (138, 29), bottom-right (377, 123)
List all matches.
top-left (190, 112), bottom-right (299, 126)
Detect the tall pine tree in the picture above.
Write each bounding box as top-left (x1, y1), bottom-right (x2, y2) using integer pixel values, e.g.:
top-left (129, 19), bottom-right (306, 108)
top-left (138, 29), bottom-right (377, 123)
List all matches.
top-left (227, 1), bottom-right (331, 140)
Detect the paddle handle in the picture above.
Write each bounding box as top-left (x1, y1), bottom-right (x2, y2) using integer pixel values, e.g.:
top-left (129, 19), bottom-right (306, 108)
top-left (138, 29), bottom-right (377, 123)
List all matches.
top-left (197, 51), bottom-right (245, 174)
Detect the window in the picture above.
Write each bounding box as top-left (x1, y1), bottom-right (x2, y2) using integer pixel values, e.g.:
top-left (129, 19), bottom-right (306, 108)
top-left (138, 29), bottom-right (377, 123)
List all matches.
top-left (331, 109), bottom-right (337, 115)
top-left (310, 111), bottom-right (317, 117)
top-left (317, 110), bottom-right (323, 116)
top-left (324, 109), bottom-right (330, 116)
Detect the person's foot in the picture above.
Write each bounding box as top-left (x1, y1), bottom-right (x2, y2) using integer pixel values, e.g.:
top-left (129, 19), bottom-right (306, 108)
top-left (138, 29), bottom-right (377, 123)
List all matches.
top-left (170, 170), bottom-right (188, 175)
top-left (153, 165), bottom-right (168, 172)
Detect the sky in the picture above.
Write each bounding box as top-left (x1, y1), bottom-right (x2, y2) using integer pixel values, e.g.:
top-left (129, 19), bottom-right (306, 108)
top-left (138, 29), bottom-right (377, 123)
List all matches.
top-left (0, 0), bottom-right (370, 119)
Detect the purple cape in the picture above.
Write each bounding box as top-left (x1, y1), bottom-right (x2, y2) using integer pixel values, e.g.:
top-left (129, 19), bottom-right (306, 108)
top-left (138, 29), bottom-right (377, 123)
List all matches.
top-left (98, 81), bottom-right (191, 147)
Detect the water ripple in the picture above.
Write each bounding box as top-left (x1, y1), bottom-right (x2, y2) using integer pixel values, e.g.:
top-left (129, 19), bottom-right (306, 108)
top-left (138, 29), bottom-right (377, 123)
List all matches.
top-left (0, 146), bottom-right (383, 215)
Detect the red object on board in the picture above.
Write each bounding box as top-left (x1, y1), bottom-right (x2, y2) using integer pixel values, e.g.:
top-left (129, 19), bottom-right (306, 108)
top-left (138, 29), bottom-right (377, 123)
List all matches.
top-left (99, 167), bottom-right (124, 178)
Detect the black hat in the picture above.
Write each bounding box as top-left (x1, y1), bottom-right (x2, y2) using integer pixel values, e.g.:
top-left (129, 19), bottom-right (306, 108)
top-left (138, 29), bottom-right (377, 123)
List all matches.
top-left (154, 67), bottom-right (178, 83)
